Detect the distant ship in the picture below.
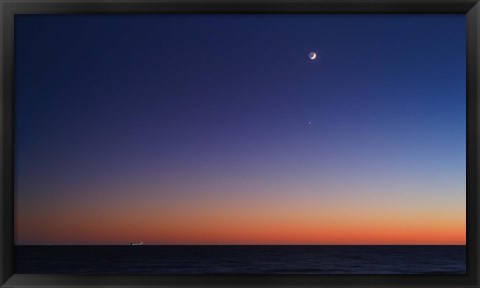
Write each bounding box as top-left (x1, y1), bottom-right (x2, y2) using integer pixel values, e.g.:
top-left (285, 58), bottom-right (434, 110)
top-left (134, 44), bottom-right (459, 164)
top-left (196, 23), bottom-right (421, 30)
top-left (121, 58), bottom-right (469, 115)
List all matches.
top-left (130, 242), bottom-right (143, 246)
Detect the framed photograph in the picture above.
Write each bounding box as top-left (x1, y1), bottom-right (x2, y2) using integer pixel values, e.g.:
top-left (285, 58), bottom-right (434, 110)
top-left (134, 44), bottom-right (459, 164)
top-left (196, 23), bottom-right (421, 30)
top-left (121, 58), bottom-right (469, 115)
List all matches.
top-left (1, 0), bottom-right (479, 287)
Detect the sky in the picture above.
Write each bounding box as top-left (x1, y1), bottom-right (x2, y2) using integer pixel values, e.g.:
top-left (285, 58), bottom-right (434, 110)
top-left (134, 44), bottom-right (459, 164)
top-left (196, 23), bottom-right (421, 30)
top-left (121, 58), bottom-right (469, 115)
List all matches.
top-left (14, 14), bottom-right (466, 245)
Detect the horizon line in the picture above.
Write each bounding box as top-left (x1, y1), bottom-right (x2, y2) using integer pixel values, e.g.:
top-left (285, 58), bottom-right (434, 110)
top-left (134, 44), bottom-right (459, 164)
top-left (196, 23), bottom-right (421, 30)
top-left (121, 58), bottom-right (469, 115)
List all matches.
top-left (15, 243), bottom-right (467, 246)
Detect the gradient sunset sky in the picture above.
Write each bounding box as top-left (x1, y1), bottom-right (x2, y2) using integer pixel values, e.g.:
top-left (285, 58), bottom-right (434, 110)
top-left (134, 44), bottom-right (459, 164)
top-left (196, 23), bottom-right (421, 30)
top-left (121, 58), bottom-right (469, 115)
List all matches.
top-left (14, 14), bottom-right (465, 245)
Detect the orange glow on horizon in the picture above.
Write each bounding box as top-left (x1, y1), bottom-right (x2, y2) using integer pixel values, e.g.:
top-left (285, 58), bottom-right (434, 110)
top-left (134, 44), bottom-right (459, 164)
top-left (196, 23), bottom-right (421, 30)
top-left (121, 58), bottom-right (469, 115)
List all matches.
top-left (15, 192), bottom-right (466, 245)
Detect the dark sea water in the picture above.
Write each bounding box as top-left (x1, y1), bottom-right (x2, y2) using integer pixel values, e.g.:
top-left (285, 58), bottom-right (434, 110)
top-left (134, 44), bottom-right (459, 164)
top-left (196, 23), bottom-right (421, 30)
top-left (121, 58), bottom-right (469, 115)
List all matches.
top-left (15, 245), bottom-right (466, 274)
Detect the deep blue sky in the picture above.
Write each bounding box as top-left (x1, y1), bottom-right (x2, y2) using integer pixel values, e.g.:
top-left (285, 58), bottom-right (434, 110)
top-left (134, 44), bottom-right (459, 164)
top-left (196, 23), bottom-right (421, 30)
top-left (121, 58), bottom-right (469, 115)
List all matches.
top-left (14, 14), bottom-right (466, 244)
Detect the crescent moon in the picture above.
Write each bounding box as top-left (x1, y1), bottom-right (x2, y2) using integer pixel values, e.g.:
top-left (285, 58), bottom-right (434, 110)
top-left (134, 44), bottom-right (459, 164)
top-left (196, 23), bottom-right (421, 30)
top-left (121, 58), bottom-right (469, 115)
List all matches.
top-left (309, 52), bottom-right (317, 60)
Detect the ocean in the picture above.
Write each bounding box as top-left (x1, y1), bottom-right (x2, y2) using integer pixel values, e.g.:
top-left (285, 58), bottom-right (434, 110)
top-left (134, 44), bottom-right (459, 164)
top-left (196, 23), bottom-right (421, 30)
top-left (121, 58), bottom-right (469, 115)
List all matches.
top-left (15, 245), bottom-right (466, 274)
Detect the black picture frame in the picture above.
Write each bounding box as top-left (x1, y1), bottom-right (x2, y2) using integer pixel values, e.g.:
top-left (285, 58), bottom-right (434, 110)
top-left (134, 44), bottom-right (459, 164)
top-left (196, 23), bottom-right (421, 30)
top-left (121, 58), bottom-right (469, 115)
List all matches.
top-left (1, 0), bottom-right (479, 287)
